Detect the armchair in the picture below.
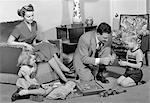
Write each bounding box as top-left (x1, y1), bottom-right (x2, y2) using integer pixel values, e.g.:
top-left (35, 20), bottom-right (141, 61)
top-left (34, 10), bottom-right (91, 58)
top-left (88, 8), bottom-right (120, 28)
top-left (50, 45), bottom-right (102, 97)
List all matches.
top-left (0, 20), bottom-right (22, 74)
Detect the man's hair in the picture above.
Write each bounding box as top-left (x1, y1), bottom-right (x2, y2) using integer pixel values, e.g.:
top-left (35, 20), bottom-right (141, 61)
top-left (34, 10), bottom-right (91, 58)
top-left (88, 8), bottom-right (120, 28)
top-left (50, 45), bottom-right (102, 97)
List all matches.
top-left (97, 22), bottom-right (111, 35)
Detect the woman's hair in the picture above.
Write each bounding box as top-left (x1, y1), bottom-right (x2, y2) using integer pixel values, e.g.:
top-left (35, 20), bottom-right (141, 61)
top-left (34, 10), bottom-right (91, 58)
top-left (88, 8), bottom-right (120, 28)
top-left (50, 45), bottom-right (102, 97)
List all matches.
top-left (97, 22), bottom-right (112, 35)
top-left (17, 51), bottom-right (33, 67)
top-left (17, 4), bottom-right (34, 17)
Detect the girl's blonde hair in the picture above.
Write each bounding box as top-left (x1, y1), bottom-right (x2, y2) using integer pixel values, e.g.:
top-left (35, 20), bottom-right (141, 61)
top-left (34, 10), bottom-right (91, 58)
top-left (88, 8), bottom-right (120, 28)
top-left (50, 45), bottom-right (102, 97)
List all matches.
top-left (17, 51), bottom-right (33, 67)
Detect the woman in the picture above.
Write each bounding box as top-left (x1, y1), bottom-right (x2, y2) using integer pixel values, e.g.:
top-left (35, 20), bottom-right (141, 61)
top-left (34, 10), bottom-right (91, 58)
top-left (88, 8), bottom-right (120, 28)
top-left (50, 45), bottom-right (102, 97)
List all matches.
top-left (7, 4), bottom-right (71, 83)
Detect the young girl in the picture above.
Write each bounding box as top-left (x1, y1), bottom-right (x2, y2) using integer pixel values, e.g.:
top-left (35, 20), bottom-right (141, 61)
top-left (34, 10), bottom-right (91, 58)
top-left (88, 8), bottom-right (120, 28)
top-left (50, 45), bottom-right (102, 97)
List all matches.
top-left (11, 51), bottom-right (55, 102)
top-left (16, 51), bottom-right (39, 89)
top-left (11, 51), bottom-right (51, 101)
top-left (117, 35), bottom-right (144, 87)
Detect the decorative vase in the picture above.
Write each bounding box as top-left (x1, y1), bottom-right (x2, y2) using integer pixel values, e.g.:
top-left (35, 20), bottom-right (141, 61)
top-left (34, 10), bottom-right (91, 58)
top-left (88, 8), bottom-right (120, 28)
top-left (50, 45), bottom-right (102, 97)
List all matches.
top-left (85, 17), bottom-right (93, 26)
top-left (72, 0), bottom-right (82, 24)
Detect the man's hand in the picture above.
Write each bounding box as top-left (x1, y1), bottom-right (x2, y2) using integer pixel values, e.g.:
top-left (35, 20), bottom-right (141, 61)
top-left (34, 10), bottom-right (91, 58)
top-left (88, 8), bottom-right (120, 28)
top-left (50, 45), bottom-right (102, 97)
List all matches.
top-left (100, 57), bottom-right (111, 65)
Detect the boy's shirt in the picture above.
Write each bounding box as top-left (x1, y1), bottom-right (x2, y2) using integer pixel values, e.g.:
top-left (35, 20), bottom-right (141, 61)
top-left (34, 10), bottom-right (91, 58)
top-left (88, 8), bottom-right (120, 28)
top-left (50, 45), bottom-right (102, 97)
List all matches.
top-left (127, 48), bottom-right (144, 67)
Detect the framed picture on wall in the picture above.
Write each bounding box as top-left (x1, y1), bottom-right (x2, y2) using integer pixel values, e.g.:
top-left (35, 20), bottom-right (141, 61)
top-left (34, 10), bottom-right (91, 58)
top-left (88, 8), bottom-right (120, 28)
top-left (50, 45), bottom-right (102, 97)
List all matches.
top-left (119, 14), bottom-right (149, 38)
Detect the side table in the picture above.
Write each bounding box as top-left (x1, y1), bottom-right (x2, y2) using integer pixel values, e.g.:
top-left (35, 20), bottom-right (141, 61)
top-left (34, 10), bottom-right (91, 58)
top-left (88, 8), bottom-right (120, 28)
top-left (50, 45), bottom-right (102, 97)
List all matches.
top-left (56, 24), bottom-right (97, 43)
top-left (62, 40), bottom-right (77, 54)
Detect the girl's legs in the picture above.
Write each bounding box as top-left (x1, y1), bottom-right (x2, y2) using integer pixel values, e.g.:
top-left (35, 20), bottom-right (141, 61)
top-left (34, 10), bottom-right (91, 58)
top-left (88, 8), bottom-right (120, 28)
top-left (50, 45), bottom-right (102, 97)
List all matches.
top-left (19, 86), bottom-right (53, 96)
top-left (19, 88), bottom-right (45, 96)
top-left (120, 77), bottom-right (136, 87)
top-left (53, 54), bottom-right (70, 72)
top-left (48, 57), bottom-right (68, 82)
top-left (117, 75), bottom-right (126, 84)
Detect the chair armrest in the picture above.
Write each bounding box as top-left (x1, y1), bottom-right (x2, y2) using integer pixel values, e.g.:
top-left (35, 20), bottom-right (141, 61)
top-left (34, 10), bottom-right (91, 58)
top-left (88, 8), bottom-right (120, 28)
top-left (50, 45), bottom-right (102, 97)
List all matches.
top-left (0, 43), bottom-right (22, 74)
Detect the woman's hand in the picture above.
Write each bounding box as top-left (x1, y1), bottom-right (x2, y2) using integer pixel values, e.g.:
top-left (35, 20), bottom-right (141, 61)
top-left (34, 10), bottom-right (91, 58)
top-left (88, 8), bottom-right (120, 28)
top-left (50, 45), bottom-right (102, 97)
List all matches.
top-left (30, 72), bottom-right (36, 79)
top-left (23, 42), bottom-right (34, 51)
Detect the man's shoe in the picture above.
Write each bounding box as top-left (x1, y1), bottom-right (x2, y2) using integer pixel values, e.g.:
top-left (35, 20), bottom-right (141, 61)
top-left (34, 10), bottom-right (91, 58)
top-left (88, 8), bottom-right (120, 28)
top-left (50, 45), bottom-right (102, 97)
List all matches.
top-left (96, 75), bottom-right (109, 84)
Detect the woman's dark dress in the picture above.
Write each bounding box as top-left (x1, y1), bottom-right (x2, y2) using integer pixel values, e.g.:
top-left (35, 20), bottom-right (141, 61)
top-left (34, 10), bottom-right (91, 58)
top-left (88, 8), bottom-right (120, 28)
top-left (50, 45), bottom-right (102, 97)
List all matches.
top-left (11, 21), bottom-right (59, 62)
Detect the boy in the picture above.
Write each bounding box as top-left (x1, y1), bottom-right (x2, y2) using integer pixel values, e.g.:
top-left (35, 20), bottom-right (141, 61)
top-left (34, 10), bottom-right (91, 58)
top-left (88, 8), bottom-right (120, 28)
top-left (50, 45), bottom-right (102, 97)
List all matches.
top-left (117, 35), bottom-right (144, 87)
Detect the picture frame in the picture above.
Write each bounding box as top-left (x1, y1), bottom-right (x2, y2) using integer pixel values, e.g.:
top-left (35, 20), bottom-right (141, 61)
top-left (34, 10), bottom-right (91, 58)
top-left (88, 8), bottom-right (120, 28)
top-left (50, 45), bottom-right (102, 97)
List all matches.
top-left (119, 14), bottom-right (149, 38)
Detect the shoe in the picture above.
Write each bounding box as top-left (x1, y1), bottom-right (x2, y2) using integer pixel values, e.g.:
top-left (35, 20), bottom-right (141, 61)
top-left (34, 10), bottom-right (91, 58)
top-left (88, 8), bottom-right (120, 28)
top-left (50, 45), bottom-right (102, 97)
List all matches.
top-left (96, 75), bottom-right (109, 83)
top-left (63, 70), bottom-right (76, 78)
top-left (63, 70), bottom-right (74, 74)
top-left (65, 73), bottom-right (76, 78)
top-left (11, 88), bottom-right (30, 102)
top-left (11, 92), bottom-right (20, 102)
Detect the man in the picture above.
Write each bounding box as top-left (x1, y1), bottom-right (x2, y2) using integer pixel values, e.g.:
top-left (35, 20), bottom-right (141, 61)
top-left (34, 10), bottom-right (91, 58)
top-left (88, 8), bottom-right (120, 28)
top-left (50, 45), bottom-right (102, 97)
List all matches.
top-left (73, 22), bottom-right (115, 83)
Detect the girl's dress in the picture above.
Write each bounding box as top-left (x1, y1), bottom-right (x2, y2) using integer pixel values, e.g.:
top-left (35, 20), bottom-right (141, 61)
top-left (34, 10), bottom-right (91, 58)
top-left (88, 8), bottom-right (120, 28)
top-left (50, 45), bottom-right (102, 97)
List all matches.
top-left (16, 65), bottom-right (39, 89)
top-left (123, 48), bottom-right (143, 84)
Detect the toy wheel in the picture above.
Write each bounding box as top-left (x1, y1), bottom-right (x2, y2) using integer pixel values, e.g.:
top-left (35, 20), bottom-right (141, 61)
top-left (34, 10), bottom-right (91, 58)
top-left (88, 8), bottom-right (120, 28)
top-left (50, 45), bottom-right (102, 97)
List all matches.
top-left (112, 90), bottom-right (117, 95)
top-left (107, 89), bottom-right (113, 95)
top-left (99, 91), bottom-right (105, 97)
top-left (103, 92), bottom-right (109, 97)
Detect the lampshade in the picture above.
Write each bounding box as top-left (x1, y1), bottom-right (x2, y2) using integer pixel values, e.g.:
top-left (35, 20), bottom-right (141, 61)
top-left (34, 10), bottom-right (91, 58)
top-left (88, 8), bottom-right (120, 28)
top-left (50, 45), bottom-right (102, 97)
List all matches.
top-left (72, 0), bottom-right (82, 24)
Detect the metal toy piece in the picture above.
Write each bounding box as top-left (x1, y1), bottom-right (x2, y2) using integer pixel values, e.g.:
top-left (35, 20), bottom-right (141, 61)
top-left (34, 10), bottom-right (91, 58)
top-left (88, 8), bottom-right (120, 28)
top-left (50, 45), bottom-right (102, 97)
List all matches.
top-left (99, 89), bottom-right (127, 97)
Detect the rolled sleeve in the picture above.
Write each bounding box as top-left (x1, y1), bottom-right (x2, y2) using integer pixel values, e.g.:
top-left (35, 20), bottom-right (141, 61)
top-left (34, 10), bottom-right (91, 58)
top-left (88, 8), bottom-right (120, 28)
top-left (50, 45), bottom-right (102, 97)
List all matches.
top-left (95, 58), bottom-right (100, 65)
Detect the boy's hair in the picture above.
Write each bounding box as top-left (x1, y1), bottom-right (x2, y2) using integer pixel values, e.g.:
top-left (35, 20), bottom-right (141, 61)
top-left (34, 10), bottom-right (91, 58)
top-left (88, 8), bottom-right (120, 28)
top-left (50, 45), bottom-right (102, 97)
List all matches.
top-left (97, 22), bottom-right (111, 35)
top-left (128, 35), bottom-right (140, 43)
top-left (123, 32), bottom-right (141, 44)
top-left (17, 51), bottom-right (32, 67)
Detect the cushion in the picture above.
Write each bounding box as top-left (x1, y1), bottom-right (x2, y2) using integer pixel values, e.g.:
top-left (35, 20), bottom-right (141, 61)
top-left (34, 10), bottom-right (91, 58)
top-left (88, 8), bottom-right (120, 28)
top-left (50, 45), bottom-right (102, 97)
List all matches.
top-left (36, 62), bottom-right (58, 84)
